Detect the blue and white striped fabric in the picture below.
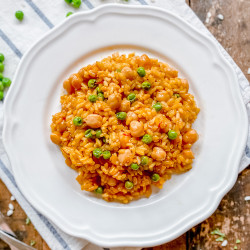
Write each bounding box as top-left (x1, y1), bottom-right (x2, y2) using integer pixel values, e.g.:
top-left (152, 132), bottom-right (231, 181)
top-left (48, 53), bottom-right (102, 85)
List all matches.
top-left (0, 0), bottom-right (249, 249)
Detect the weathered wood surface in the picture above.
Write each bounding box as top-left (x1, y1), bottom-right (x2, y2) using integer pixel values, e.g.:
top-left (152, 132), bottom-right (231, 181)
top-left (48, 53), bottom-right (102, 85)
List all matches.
top-left (0, 0), bottom-right (249, 249)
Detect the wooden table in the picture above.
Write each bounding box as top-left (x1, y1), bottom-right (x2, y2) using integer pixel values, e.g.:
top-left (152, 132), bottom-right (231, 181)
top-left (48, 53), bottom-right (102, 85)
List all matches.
top-left (0, 0), bottom-right (249, 249)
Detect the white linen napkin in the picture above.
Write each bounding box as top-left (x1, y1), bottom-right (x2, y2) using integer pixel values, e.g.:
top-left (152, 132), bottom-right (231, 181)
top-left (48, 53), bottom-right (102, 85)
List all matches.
top-left (0, 0), bottom-right (249, 249)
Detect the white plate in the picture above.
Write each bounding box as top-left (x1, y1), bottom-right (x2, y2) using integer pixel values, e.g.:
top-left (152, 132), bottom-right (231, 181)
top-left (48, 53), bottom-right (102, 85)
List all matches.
top-left (3, 4), bottom-right (248, 247)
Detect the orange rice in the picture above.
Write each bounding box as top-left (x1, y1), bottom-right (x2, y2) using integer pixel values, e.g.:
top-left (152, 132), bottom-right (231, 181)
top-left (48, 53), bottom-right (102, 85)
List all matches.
top-left (50, 53), bottom-right (200, 203)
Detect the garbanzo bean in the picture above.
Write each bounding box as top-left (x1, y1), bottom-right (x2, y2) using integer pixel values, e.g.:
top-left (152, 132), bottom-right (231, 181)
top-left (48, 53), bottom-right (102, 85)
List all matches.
top-left (130, 120), bottom-right (144, 137)
top-left (183, 129), bottom-right (199, 144)
top-left (85, 114), bottom-right (102, 128)
top-left (107, 93), bottom-right (122, 110)
top-left (151, 147), bottom-right (166, 161)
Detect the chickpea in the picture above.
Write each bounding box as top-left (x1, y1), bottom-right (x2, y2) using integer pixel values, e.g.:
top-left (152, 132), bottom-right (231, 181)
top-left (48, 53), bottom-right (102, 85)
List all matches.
top-left (120, 99), bottom-right (131, 112)
top-left (130, 120), bottom-right (144, 137)
top-left (119, 132), bottom-right (130, 148)
top-left (121, 66), bottom-right (134, 79)
top-left (156, 91), bottom-right (169, 102)
top-left (107, 93), bottom-right (122, 110)
top-left (127, 112), bottom-right (138, 121)
top-left (151, 147), bottom-right (166, 161)
top-left (85, 114), bottom-right (102, 128)
top-left (182, 149), bottom-right (194, 159)
top-left (70, 73), bottom-right (82, 90)
top-left (118, 149), bottom-right (132, 166)
top-left (50, 132), bottom-right (61, 145)
top-left (183, 129), bottom-right (199, 144)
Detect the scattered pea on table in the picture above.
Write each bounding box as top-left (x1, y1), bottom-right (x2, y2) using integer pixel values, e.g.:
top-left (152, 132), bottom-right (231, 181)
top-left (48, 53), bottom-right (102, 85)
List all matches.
top-left (15, 10), bottom-right (24, 21)
top-left (0, 63), bottom-right (4, 73)
top-left (0, 53), bottom-right (4, 62)
top-left (2, 78), bottom-right (11, 88)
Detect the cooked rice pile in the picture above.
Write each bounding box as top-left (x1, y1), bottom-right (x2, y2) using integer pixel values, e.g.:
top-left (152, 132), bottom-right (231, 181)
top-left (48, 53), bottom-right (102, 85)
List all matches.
top-left (50, 53), bottom-right (200, 203)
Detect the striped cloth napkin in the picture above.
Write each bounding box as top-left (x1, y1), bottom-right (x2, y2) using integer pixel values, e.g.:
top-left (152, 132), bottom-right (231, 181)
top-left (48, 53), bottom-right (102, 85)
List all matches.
top-left (0, 0), bottom-right (249, 249)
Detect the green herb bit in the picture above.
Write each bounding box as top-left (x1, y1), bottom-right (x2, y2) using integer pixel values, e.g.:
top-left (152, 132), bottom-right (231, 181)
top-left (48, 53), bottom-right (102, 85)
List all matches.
top-left (66, 12), bottom-right (73, 17)
top-left (25, 217), bottom-right (30, 225)
top-left (236, 239), bottom-right (241, 244)
top-left (30, 240), bottom-right (36, 246)
top-left (234, 246), bottom-right (238, 250)
top-left (95, 187), bottom-right (103, 194)
top-left (215, 236), bottom-right (224, 242)
top-left (211, 228), bottom-right (225, 237)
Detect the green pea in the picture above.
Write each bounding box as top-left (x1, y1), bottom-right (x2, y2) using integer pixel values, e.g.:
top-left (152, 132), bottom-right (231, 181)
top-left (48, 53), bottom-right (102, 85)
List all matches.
top-left (0, 73), bottom-right (3, 81)
top-left (15, 11), bottom-right (24, 21)
top-left (102, 137), bottom-right (106, 143)
top-left (151, 173), bottom-right (160, 182)
top-left (85, 129), bottom-right (93, 139)
top-left (95, 186), bottom-right (103, 194)
top-left (66, 12), bottom-right (73, 17)
top-left (73, 116), bottom-right (82, 126)
top-left (168, 130), bottom-right (178, 140)
top-left (142, 81), bottom-right (151, 90)
top-left (137, 67), bottom-right (146, 77)
top-left (88, 79), bottom-right (97, 88)
top-left (97, 92), bottom-right (104, 100)
top-left (125, 181), bottom-right (134, 190)
top-left (96, 86), bottom-right (102, 93)
top-left (0, 53), bottom-right (4, 63)
top-left (130, 163), bottom-right (139, 170)
top-left (103, 150), bottom-right (111, 159)
top-left (173, 93), bottom-right (180, 98)
top-left (152, 102), bottom-right (162, 112)
top-left (0, 82), bottom-right (4, 91)
top-left (95, 129), bottom-right (102, 138)
top-left (0, 91), bottom-right (4, 100)
top-left (141, 156), bottom-right (149, 165)
top-left (0, 63), bottom-right (4, 73)
top-left (88, 95), bottom-right (97, 102)
top-left (127, 93), bottom-right (136, 102)
top-left (93, 148), bottom-right (102, 158)
top-left (72, 0), bottom-right (81, 8)
top-left (116, 112), bottom-right (127, 120)
top-left (141, 134), bottom-right (152, 144)
top-left (2, 78), bottom-right (11, 87)
top-left (64, 0), bottom-right (72, 3)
